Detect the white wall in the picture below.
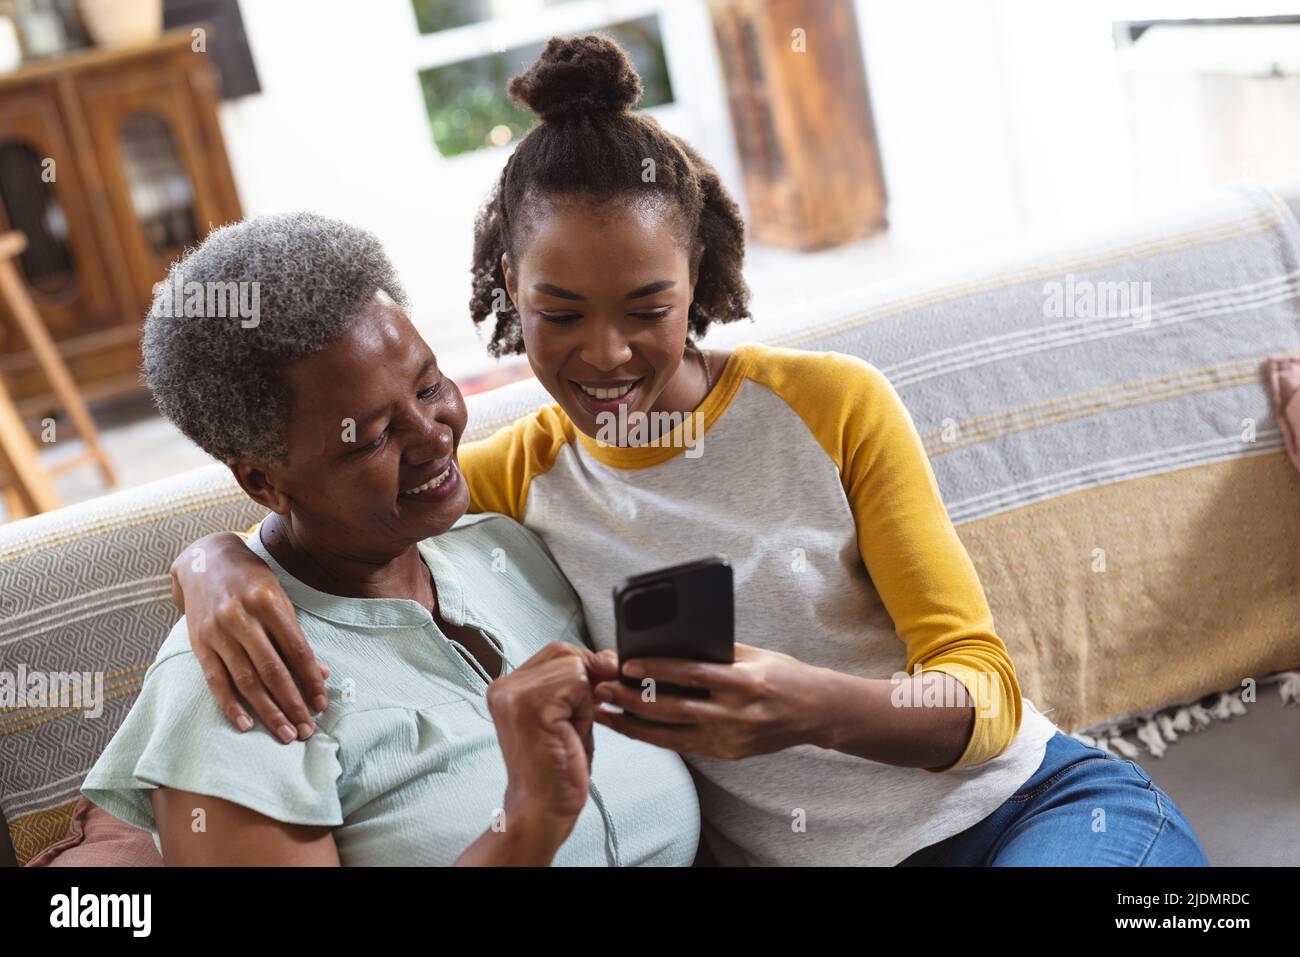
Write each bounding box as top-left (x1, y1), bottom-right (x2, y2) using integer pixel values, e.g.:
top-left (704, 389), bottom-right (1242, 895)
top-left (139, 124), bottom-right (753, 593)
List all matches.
top-left (854, 0), bottom-right (1300, 249)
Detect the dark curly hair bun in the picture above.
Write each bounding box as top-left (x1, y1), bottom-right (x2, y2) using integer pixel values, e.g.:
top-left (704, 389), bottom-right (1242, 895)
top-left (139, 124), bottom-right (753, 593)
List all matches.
top-left (508, 34), bottom-right (643, 122)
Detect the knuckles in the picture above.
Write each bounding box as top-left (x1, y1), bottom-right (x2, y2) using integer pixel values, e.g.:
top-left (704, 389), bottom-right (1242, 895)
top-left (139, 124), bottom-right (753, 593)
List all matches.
top-left (210, 598), bottom-right (247, 631)
top-left (251, 657), bottom-right (287, 680)
top-left (484, 678), bottom-right (514, 717)
top-left (486, 643), bottom-right (592, 722)
top-left (244, 584), bottom-right (285, 615)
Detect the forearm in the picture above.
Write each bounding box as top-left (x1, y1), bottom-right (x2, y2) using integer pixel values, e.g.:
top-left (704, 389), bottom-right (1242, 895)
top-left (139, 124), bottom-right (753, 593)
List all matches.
top-left (811, 668), bottom-right (974, 771)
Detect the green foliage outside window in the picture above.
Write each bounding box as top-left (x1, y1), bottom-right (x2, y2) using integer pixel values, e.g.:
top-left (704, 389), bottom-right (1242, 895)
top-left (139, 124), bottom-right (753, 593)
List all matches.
top-left (418, 15), bottom-right (674, 158)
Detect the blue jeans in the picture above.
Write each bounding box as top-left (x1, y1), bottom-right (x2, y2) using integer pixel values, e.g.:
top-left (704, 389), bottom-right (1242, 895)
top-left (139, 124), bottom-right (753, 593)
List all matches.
top-left (898, 731), bottom-right (1209, 866)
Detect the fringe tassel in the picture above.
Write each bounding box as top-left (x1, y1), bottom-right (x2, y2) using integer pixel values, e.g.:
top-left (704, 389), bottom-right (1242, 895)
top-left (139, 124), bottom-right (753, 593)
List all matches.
top-left (1069, 670), bottom-right (1300, 760)
top-left (1280, 672), bottom-right (1300, 705)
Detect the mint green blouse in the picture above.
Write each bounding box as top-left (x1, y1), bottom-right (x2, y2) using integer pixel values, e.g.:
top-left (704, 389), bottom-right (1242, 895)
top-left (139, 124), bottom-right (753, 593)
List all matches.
top-left (82, 512), bottom-right (700, 865)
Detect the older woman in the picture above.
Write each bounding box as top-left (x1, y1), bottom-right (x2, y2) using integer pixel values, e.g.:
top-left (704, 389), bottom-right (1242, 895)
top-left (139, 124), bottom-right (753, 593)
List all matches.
top-left (81, 212), bottom-right (700, 866)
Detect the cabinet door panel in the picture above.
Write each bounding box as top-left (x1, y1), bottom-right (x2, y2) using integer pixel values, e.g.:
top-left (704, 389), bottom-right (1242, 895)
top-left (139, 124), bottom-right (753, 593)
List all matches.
top-left (0, 87), bottom-right (119, 351)
top-left (77, 61), bottom-right (224, 313)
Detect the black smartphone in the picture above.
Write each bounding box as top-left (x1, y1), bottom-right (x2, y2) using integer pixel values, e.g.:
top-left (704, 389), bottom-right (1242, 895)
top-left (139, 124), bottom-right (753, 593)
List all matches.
top-left (613, 556), bottom-right (734, 700)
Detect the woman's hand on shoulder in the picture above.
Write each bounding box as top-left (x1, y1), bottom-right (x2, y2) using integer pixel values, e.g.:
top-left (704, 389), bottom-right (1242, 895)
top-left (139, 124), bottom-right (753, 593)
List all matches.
top-left (170, 532), bottom-right (329, 744)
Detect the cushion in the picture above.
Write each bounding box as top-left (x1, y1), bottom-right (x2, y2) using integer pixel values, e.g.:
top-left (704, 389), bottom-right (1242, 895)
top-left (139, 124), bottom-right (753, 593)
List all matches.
top-left (24, 796), bottom-right (161, 867)
top-left (0, 465), bottom-right (268, 865)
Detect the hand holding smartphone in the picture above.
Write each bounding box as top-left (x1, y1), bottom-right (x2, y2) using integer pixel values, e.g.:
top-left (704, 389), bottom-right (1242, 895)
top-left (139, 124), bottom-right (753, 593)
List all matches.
top-left (613, 557), bottom-right (734, 700)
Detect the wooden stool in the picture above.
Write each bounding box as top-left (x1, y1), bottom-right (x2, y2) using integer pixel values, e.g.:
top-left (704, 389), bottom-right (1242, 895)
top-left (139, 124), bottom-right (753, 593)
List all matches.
top-left (0, 231), bottom-right (117, 519)
top-left (0, 373), bottom-right (61, 519)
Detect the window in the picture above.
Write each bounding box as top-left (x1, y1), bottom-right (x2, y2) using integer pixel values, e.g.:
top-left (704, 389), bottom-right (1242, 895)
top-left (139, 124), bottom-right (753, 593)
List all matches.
top-left (410, 1), bottom-right (674, 158)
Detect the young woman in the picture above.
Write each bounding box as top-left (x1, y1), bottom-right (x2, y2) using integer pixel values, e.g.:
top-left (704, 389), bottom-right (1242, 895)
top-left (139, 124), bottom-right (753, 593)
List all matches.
top-left (168, 35), bottom-right (1207, 866)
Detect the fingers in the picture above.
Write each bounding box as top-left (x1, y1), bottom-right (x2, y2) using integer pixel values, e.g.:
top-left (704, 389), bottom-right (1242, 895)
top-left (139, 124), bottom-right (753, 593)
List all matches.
top-left (527, 641), bottom-right (585, 666)
top-left (553, 651), bottom-right (596, 711)
top-left (499, 644), bottom-right (624, 752)
top-left (586, 648), bottom-right (620, 683)
top-left (219, 639), bottom-right (306, 744)
top-left (619, 656), bottom-right (744, 692)
top-left (214, 597), bottom-right (317, 737)
top-left (258, 591), bottom-right (329, 713)
top-left (593, 707), bottom-right (693, 751)
top-left (488, 646), bottom-right (588, 722)
top-left (593, 679), bottom-right (714, 725)
top-left (572, 674), bottom-right (596, 770)
top-left (521, 642), bottom-right (614, 677)
top-left (193, 642), bottom-right (254, 733)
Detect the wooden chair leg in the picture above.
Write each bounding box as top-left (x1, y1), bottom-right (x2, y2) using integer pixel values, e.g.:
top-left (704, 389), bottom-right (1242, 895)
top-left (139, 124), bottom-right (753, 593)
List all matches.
top-left (0, 246), bottom-right (117, 488)
top-left (0, 373), bottom-right (60, 517)
top-left (2, 479), bottom-right (32, 520)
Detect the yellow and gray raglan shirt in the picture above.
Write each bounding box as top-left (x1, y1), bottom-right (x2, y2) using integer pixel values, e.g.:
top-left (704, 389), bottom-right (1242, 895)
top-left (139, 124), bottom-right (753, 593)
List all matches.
top-left (459, 342), bottom-right (1060, 866)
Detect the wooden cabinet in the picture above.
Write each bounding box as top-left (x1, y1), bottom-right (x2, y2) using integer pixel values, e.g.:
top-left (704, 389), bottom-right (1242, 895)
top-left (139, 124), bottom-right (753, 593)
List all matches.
top-left (0, 86), bottom-right (118, 343)
top-left (0, 30), bottom-right (241, 416)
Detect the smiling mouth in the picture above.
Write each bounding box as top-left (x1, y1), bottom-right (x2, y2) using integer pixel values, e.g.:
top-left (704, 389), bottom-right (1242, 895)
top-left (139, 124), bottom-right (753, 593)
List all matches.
top-left (574, 379), bottom-right (639, 400)
top-left (401, 462), bottom-right (453, 496)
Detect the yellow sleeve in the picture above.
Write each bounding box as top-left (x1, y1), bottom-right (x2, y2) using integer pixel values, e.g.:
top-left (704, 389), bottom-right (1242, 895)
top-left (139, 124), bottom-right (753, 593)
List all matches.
top-left (753, 347), bottom-right (1022, 773)
top-left (456, 404), bottom-right (575, 520)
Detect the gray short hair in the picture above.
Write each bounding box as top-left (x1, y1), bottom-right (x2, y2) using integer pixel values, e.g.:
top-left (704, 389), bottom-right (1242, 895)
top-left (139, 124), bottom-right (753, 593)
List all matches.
top-left (142, 212), bottom-right (409, 463)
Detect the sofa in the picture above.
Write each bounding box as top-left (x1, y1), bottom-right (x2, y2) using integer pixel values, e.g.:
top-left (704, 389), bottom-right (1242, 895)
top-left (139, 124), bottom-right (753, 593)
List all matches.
top-left (3, 178), bottom-right (1299, 867)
